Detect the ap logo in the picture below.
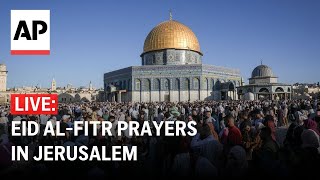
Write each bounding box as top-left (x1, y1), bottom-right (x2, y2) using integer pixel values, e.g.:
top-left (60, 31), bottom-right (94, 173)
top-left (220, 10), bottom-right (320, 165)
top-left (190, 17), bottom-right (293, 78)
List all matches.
top-left (11, 10), bottom-right (50, 55)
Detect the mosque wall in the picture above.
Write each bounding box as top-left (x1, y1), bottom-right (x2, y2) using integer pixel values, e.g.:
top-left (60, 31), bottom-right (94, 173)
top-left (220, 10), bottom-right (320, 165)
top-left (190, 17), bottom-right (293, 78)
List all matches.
top-left (142, 49), bottom-right (202, 66)
top-left (130, 89), bottom-right (238, 102)
top-left (120, 92), bottom-right (131, 102)
top-left (104, 60), bottom-right (242, 102)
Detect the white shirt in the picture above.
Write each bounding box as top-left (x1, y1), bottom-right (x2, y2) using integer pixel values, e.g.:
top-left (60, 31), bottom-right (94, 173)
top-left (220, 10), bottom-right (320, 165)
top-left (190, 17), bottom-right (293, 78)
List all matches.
top-left (110, 120), bottom-right (118, 137)
top-left (40, 115), bottom-right (49, 125)
top-left (118, 113), bottom-right (125, 121)
top-left (131, 110), bottom-right (139, 119)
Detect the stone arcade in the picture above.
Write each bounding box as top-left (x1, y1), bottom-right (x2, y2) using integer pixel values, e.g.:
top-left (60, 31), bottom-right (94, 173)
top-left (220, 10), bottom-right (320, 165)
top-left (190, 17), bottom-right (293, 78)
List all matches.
top-left (104, 18), bottom-right (242, 102)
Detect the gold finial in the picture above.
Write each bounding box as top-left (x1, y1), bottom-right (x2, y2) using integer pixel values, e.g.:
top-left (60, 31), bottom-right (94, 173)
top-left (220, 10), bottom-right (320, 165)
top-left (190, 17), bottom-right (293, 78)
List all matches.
top-left (169, 9), bottom-right (172, 20)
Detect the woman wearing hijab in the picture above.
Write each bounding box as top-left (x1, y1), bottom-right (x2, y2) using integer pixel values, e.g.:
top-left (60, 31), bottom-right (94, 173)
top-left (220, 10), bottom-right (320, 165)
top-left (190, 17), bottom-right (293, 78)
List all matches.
top-left (291, 129), bottom-right (320, 177)
top-left (304, 119), bottom-right (320, 136)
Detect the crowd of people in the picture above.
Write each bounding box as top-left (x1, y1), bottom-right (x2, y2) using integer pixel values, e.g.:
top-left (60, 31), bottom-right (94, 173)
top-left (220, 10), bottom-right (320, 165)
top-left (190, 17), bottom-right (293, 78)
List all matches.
top-left (0, 99), bottom-right (320, 177)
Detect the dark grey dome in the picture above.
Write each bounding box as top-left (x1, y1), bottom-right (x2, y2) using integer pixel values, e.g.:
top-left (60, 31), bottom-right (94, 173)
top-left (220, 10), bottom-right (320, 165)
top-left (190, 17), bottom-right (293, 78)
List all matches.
top-left (251, 65), bottom-right (273, 78)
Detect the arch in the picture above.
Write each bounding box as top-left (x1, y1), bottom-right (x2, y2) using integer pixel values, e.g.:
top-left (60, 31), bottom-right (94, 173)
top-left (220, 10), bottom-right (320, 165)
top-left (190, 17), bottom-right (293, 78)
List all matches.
top-left (75, 94), bottom-right (81, 101)
top-left (144, 79), bottom-right (151, 102)
top-left (287, 87), bottom-right (291, 92)
top-left (212, 79), bottom-right (215, 91)
top-left (215, 80), bottom-right (221, 91)
top-left (205, 78), bottom-right (209, 90)
top-left (135, 79), bottom-right (141, 91)
top-left (154, 78), bottom-right (161, 90)
top-left (144, 79), bottom-right (151, 91)
top-left (228, 82), bottom-right (235, 91)
top-left (164, 78), bottom-right (170, 90)
top-left (184, 78), bottom-right (190, 90)
top-left (275, 87), bottom-right (284, 92)
top-left (193, 77), bottom-right (200, 90)
top-left (259, 88), bottom-right (269, 93)
top-left (81, 97), bottom-right (89, 102)
top-left (174, 78), bottom-right (181, 101)
top-left (184, 78), bottom-right (191, 101)
top-left (58, 93), bottom-right (75, 103)
top-left (174, 78), bottom-right (180, 90)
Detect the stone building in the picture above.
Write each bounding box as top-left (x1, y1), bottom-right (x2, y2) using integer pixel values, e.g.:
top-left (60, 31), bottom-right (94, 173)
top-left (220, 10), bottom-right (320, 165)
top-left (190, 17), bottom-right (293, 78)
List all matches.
top-left (51, 78), bottom-right (57, 91)
top-left (104, 18), bottom-right (242, 102)
top-left (0, 64), bottom-right (8, 104)
top-left (237, 64), bottom-right (292, 100)
top-left (58, 93), bottom-right (95, 103)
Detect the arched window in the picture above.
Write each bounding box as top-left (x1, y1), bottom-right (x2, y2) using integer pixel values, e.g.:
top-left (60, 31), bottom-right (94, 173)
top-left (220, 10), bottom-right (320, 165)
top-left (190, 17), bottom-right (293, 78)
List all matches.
top-left (203, 78), bottom-right (208, 90)
top-left (144, 79), bottom-right (151, 91)
top-left (275, 87), bottom-right (284, 92)
top-left (154, 79), bottom-right (161, 90)
top-left (135, 79), bottom-right (141, 91)
top-left (228, 82), bottom-right (235, 91)
top-left (174, 78), bottom-right (180, 90)
top-left (184, 78), bottom-right (190, 90)
top-left (259, 88), bottom-right (269, 93)
top-left (193, 78), bottom-right (200, 90)
top-left (164, 79), bottom-right (170, 90)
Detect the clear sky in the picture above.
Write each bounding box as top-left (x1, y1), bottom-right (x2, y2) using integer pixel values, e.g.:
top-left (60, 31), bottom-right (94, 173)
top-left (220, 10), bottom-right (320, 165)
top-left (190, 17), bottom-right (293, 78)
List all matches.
top-left (0, 0), bottom-right (319, 88)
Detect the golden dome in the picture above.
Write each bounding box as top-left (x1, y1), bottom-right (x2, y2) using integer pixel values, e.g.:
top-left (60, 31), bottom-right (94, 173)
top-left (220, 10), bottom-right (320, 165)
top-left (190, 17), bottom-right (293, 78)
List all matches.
top-left (143, 20), bottom-right (201, 55)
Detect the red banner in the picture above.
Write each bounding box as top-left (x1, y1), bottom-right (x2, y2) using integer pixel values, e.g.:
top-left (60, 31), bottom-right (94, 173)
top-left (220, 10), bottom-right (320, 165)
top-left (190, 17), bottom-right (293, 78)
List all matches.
top-left (10, 94), bottom-right (58, 115)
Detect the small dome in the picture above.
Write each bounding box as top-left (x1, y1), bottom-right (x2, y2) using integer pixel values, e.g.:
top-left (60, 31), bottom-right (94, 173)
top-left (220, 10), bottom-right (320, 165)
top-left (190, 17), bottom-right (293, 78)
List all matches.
top-left (244, 92), bottom-right (255, 101)
top-left (251, 65), bottom-right (273, 78)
